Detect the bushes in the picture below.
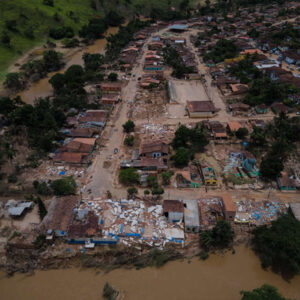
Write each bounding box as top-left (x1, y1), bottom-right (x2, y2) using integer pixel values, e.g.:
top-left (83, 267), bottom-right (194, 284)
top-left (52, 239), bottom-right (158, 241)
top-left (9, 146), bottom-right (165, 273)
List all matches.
top-left (122, 120), bottom-right (135, 133)
top-left (240, 284), bottom-right (289, 300)
top-left (162, 171), bottom-right (174, 186)
top-left (204, 39), bottom-right (238, 63)
top-left (200, 220), bottom-right (234, 250)
top-left (102, 282), bottom-right (119, 300)
top-left (119, 168), bottom-right (139, 185)
top-left (235, 127), bottom-right (249, 139)
top-left (33, 180), bottom-right (52, 196)
top-left (49, 26), bottom-right (74, 40)
top-left (124, 135), bottom-right (134, 146)
top-left (50, 176), bottom-right (77, 195)
top-left (252, 214), bottom-right (300, 278)
top-left (108, 73), bottom-right (118, 82)
top-left (172, 147), bottom-right (191, 167)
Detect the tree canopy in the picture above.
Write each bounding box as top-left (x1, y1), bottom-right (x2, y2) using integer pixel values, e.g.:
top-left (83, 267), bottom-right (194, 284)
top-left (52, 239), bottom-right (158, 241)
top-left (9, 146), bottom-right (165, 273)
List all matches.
top-left (240, 284), bottom-right (289, 300)
top-left (252, 214), bottom-right (300, 278)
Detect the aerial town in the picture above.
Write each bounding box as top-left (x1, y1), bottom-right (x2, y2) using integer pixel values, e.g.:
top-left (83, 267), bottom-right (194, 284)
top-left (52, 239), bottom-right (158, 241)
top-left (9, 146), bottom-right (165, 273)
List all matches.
top-left (0, 0), bottom-right (300, 282)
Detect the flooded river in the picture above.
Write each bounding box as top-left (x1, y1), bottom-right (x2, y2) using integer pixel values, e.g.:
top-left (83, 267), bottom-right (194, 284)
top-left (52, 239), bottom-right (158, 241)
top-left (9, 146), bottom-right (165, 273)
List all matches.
top-left (18, 26), bottom-right (119, 104)
top-left (0, 245), bottom-right (299, 300)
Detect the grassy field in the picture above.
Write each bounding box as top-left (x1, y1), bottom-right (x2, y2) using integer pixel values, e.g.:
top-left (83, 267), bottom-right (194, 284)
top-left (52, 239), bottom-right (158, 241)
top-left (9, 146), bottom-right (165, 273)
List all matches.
top-left (0, 0), bottom-right (96, 80)
top-left (0, 0), bottom-right (202, 81)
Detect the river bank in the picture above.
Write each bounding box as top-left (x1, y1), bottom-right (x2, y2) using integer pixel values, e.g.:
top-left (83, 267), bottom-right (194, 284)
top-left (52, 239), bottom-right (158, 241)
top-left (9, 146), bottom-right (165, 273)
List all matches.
top-left (0, 26), bottom-right (119, 104)
top-left (1, 245), bottom-right (300, 300)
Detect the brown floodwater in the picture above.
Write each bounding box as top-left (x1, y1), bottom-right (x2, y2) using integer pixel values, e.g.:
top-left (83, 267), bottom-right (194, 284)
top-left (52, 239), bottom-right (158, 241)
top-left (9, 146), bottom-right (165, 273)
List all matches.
top-left (0, 245), bottom-right (299, 300)
top-left (18, 26), bottom-right (119, 104)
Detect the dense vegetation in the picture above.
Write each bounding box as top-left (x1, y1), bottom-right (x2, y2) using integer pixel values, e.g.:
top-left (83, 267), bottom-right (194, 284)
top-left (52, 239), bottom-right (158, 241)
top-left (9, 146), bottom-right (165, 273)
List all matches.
top-left (252, 214), bottom-right (300, 278)
top-left (240, 284), bottom-right (289, 300)
top-left (204, 39), bottom-right (238, 63)
top-left (200, 220), bottom-right (234, 251)
top-left (106, 19), bottom-right (150, 61)
top-left (5, 50), bottom-right (63, 91)
top-left (163, 46), bottom-right (194, 78)
top-left (0, 96), bottom-right (65, 153)
top-left (171, 124), bottom-right (209, 166)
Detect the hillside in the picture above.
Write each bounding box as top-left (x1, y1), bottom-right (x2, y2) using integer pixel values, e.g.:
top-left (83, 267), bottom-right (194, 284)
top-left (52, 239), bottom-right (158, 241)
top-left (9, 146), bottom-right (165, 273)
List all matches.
top-left (0, 0), bottom-right (198, 80)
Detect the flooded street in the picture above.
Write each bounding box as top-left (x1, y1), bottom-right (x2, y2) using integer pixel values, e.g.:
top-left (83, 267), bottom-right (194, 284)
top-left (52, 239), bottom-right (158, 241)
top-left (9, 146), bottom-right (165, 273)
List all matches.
top-left (18, 27), bottom-right (119, 104)
top-left (0, 245), bottom-right (299, 300)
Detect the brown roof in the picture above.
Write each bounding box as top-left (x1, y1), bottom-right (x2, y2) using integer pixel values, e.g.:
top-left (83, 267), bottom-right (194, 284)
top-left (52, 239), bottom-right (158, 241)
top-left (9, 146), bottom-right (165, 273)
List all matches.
top-left (101, 82), bottom-right (122, 89)
top-left (187, 100), bottom-right (216, 113)
top-left (62, 138), bottom-right (96, 153)
top-left (79, 110), bottom-right (107, 123)
top-left (227, 122), bottom-right (241, 132)
top-left (54, 152), bottom-right (88, 164)
top-left (41, 196), bottom-right (79, 232)
top-left (163, 200), bottom-right (184, 213)
top-left (67, 128), bottom-right (96, 138)
top-left (222, 193), bottom-right (236, 213)
top-left (139, 140), bottom-right (169, 155)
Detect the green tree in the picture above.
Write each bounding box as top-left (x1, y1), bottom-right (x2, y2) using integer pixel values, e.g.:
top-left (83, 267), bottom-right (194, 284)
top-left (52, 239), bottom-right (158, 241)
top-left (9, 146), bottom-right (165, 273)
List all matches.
top-left (127, 187), bottom-right (138, 197)
top-left (260, 153), bottom-right (283, 181)
top-left (240, 284), bottom-right (289, 300)
top-left (108, 72), bottom-right (118, 82)
top-left (173, 147), bottom-right (191, 167)
top-left (43, 50), bottom-right (62, 71)
top-left (50, 176), bottom-right (77, 195)
top-left (122, 120), bottom-right (135, 133)
top-left (1, 31), bottom-right (10, 46)
top-left (119, 168), bottom-right (139, 185)
top-left (36, 196), bottom-right (48, 220)
top-left (252, 215), bottom-right (300, 278)
top-left (151, 187), bottom-right (164, 195)
top-left (5, 20), bottom-right (18, 32)
top-left (124, 135), bottom-right (134, 146)
top-left (147, 175), bottom-right (158, 188)
top-left (49, 73), bottom-right (65, 93)
top-left (83, 53), bottom-right (104, 72)
top-left (162, 171), bottom-right (174, 186)
top-left (200, 220), bottom-right (233, 250)
top-left (4, 73), bottom-right (22, 90)
top-left (102, 282), bottom-right (119, 300)
top-left (235, 127), bottom-right (249, 139)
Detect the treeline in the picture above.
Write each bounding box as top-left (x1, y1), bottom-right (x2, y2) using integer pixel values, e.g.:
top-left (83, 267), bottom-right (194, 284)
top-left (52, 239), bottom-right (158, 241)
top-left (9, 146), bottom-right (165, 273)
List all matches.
top-left (4, 50), bottom-right (63, 91)
top-left (247, 113), bottom-right (300, 180)
top-left (204, 39), bottom-right (238, 63)
top-left (163, 46), bottom-right (194, 79)
top-left (105, 19), bottom-right (150, 61)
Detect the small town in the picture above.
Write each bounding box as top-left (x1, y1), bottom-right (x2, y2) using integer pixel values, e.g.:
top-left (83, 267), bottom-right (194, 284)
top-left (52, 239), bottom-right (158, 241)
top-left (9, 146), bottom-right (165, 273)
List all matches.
top-left (0, 0), bottom-right (300, 299)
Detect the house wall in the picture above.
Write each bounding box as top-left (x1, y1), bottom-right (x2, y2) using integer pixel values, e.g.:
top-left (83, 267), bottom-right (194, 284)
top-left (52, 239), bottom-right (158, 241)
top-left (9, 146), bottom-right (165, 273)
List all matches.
top-left (189, 111), bottom-right (216, 118)
top-left (168, 212), bottom-right (184, 222)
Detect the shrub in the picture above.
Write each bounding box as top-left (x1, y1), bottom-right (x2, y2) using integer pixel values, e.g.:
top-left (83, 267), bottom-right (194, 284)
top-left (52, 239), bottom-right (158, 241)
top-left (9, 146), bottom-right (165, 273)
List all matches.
top-left (124, 135), bottom-right (134, 146)
top-left (144, 189), bottom-right (150, 195)
top-left (102, 282), bottom-right (119, 300)
top-left (172, 147), bottom-right (191, 167)
top-left (122, 120), bottom-right (135, 133)
top-left (108, 72), bottom-right (118, 81)
top-left (119, 168), bottom-right (139, 185)
top-left (8, 174), bottom-right (17, 183)
top-left (252, 215), bottom-right (300, 278)
top-left (162, 171), bottom-right (174, 186)
top-left (235, 127), bottom-right (249, 139)
top-left (151, 187), bottom-right (164, 195)
top-left (49, 26), bottom-right (74, 39)
top-left (240, 284), bottom-right (289, 300)
top-left (50, 176), bottom-right (77, 195)
top-left (127, 187), bottom-right (138, 197)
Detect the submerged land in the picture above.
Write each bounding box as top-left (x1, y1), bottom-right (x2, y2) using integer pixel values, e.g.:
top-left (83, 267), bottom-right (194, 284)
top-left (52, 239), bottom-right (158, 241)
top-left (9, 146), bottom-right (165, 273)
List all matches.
top-left (0, 0), bottom-right (300, 299)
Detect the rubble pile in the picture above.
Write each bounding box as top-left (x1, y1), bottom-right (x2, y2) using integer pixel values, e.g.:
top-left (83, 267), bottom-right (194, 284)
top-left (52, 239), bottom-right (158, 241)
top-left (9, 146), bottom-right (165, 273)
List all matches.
top-left (235, 199), bottom-right (288, 225)
top-left (77, 199), bottom-right (184, 248)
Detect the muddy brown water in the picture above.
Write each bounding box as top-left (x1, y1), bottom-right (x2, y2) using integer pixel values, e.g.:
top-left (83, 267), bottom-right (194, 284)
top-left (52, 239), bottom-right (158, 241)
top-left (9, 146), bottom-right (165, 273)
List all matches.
top-left (0, 245), bottom-right (299, 300)
top-left (18, 26), bottom-right (119, 104)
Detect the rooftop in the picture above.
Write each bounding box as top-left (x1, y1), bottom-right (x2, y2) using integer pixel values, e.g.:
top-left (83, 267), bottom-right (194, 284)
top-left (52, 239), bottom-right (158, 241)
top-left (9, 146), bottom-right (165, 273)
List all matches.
top-left (187, 100), bottom-right (216, 113)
